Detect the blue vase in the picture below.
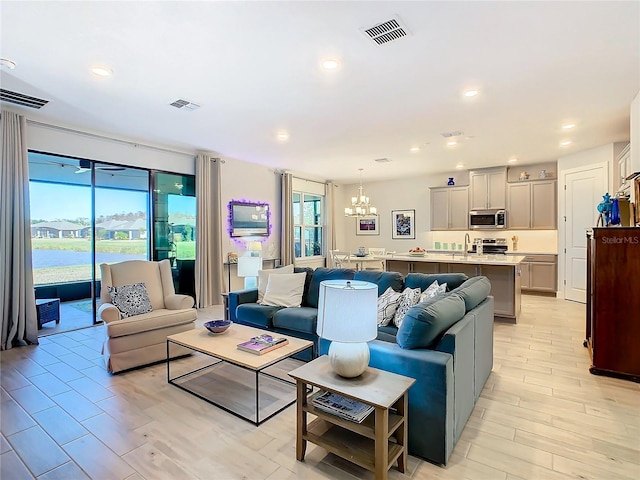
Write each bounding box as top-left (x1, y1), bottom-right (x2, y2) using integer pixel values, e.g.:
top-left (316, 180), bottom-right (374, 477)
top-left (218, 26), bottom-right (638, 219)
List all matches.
top-left (611, 198), bottom-right (620, 225)
top-left (447, 177), bottom-right (455, 186)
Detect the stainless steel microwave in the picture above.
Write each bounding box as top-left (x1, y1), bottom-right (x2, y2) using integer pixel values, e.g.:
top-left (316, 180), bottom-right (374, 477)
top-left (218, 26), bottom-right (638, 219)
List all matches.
top-left (469, 209), bottom-right (507, 230)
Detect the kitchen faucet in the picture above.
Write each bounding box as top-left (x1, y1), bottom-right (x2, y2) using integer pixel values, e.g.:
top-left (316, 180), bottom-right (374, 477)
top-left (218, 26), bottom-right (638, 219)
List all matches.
top-left (464, 233), bottom-right (471, 257)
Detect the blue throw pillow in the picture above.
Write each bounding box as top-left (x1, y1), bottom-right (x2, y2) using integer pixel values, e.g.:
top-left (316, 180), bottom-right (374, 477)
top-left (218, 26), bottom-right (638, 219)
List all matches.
top-left (354, 270), bottom-right (404, 295)
top-left (405, 273), bottom-right (468, 292)
top-left (396, 293), bottom-right (466, 349)
top-left (305, 268), bottom-right (355, 308)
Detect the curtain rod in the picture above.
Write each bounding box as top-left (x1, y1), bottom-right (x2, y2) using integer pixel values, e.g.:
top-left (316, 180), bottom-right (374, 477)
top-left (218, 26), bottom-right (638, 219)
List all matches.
top-left (26, 119), bottom-right (195, 159)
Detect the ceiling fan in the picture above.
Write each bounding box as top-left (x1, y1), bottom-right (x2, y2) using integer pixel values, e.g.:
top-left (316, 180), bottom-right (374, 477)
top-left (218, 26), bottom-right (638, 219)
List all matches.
top-left (74, 159), bottom-right (125, 174)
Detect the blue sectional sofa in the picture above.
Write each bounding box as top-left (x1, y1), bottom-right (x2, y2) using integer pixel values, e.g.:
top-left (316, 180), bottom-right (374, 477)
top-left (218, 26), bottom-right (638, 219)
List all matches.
top-left (227, 267), bottom-right (494, 466)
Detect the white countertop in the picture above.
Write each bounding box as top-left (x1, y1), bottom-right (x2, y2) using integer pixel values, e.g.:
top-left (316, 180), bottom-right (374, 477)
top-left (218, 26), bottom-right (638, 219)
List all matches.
top-left (385, 253), bottom-right (525, 266)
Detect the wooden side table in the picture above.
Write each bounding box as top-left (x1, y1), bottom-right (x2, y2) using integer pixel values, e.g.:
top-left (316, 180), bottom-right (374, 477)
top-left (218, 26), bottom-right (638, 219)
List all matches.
top-left (289, 356), bottom-right (415, 480)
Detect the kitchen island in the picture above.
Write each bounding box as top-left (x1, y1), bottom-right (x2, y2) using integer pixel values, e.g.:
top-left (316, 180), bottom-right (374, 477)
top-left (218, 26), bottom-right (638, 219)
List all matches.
top-left (385, 253), bottom-right (525, 322)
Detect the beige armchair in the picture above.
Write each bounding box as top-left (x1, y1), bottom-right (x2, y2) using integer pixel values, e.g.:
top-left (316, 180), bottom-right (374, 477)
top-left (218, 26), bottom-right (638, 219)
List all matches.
top-left (99, 259), bottom-right (197, 373)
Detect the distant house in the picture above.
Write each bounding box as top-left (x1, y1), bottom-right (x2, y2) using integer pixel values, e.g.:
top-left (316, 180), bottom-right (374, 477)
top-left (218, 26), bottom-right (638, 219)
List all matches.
top-left (31, 221), bottom-right (88, 238)
top-left (95, 219), bottom-right (147, 240)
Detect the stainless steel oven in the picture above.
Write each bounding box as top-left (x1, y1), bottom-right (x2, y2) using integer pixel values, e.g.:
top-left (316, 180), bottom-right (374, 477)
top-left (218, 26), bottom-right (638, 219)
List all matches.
top-left (469, 209), bottom-right (506, 230)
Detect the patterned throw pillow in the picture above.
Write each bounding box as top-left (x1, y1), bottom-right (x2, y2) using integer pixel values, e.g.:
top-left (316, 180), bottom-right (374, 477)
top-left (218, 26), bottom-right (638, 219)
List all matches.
top-left (107, 282), bottom-right (153, 318)
top-left (377, 287), bottom-right (402, 326)
top-left (419, 281), bottom-right (448, 303)
top-left (393, 287), bottom-right (421, 328)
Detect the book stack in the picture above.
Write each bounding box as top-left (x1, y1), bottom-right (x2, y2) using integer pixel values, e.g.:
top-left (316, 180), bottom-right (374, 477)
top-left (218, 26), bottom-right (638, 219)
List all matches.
top-left (237, 334), bottom-right (288, 355)
top-left (310, 390), bottom-right (374, 423)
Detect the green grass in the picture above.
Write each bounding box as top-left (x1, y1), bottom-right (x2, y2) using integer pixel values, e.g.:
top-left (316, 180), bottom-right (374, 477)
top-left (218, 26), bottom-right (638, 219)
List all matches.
top-left (32, 238), bottom-right (196, 257)
top-left (33, 266), bottom-right (95, 285)
top-left (176, 242), bottom-right (195, 259)
top-left (32, 238), bottom-right (148, 254)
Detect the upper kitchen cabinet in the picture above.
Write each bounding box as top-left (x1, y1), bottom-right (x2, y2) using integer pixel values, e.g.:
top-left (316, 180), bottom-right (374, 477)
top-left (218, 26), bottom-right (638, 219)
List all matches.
top-left (507, 180), bottom-right (557, 229)
top-left (469, 167), bottom-right (506, 210)
top-left (430, 186), bottom-right (469, 230)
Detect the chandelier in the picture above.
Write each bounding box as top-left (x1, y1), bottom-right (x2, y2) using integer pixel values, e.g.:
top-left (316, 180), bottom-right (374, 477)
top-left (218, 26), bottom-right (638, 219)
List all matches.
top-left (344, 169), bottom-right (377, 217)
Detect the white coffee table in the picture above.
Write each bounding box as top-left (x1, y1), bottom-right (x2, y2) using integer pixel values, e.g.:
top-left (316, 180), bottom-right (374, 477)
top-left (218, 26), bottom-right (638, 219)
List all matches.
top-left (167, 323), bottom-right (313, 425)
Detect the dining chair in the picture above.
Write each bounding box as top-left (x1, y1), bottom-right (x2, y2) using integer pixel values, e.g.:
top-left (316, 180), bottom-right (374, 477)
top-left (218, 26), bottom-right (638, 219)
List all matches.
top-left (330, 250), bottom-right (352, 268)
top-left (366, 247), bottom-right (386, 271)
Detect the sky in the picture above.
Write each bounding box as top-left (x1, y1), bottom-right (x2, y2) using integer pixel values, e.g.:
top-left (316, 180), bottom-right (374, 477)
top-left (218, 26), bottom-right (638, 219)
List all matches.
top-left (30, 183), bottom-right (147, 221)
top-left (30, 182), bottom-right (196, 222)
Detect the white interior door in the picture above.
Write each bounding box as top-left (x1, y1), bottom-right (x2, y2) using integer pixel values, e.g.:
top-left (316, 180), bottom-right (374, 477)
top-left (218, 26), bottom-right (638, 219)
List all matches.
top-left (563, 164), bottom-right (607, 302)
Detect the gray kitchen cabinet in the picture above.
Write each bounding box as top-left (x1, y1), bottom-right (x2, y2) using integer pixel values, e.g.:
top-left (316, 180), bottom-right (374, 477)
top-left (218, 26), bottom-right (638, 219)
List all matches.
top-left (469, 168), bottom-right (506, 210)
top-left (430, 186), bottom-right (469, 230)
top-left (507, 180), bottom-right (556, 229)
top-left (518, 254), bottom-right (557, 294)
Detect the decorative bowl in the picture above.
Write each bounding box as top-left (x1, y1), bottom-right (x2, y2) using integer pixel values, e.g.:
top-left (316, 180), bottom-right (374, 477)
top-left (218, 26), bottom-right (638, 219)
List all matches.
top-left (409, 251), bottom-right (426, 257)
top-left (204, 320), bottom-right (232, 334)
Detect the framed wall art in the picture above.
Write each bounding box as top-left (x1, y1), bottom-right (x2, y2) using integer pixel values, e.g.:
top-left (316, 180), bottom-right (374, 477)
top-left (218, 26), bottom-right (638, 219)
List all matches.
top-left (356, 216), bottom-right (379, 236)
top-left (391, 209), bottom-right (415, 239)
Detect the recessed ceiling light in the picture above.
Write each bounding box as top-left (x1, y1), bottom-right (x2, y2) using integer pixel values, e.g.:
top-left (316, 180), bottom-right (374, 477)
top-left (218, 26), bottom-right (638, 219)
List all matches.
top-left (0, 58), bottom-right (16, 70)
top-left (410, 146), bottom-right (420, 153)
top-left (464, 89), bottom-right (479, 97)
top-left (508, 158), bottom-right (518, 164)
top-left (277, 131), bottom-right (290, 142)
top-left (456, 164), bottom-right (464, 170)
top-left (562, 123), bottom-right (575, 130)
top-left (322, 59), bottom-right (340, 70)
top-left (560, 140), bottom-right (572, 147)
top-left (447, 141), bottom-right (457, 146)
top-left (91, 66), bottom-right (112, 77)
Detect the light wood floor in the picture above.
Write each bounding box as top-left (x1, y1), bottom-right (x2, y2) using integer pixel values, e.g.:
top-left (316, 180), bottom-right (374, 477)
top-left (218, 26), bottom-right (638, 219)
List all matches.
top-left (1, 296), bottom-right (639, 479)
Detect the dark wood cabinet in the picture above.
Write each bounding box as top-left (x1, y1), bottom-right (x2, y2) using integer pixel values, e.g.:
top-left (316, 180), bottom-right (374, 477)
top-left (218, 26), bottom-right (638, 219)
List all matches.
top-left (586, 227), bottom-right (640, 382)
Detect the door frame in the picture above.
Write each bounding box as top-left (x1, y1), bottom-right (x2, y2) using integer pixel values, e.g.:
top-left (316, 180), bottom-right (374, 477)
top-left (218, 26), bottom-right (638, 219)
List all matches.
top-left (558, 162), bottom-right (608, 301)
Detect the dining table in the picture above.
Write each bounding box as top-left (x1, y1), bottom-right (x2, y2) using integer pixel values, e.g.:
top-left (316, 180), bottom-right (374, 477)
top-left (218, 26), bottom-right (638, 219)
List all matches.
top-left (348, 254), bottom-right (386, 271)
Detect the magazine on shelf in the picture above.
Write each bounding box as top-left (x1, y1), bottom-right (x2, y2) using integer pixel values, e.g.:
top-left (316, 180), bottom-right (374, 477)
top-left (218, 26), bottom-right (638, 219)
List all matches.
top-left (310, 390), bottom-right (374, 423)
top-left (237, 334), bottom-right (289, 355)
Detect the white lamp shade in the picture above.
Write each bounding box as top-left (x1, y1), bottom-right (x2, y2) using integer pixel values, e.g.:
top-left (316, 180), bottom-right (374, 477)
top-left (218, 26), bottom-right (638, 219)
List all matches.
top-left (248, 241), bottom-right (262, 252)
top-left (237, 256), bottom-right (262, 277)
top-left (316, 280), bottom-right (378, 343)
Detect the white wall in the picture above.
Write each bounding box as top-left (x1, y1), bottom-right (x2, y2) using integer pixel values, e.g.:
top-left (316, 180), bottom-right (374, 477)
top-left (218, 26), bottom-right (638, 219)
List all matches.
top-left (219, 159), bottom-right (281, 262)
top-left (27, 120), bottom-right (195, 174)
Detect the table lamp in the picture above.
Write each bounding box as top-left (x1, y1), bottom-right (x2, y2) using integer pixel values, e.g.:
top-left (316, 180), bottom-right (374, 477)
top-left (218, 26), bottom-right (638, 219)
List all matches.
top-left (237, 256), bottom-right (262, 289)
top-left (316, 280), bottom-right (378, 378)
top-left (247, 241), bottom-right (262, 257)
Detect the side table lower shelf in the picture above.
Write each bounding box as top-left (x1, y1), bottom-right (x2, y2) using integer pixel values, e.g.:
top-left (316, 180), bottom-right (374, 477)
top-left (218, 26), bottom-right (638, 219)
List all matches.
top-left (289, 356), bottom-right (415, 480)
top-left (306, 418), bottom-right (404, 473)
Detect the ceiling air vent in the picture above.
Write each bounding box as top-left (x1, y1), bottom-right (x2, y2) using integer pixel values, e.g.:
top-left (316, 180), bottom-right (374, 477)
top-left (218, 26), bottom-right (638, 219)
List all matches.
top-left (441, 131), bottom-right (464, 138)
top-left (169, 99), bottom-right (200, 111)
top-left (0, 89), bottom-right (49, 109)
top-left (362, 16), bottom-right (409, 45)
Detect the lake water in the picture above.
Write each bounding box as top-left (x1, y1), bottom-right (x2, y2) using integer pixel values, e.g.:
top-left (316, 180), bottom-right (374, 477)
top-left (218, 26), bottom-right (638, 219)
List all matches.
top-left (32, 250), bottom-right (146, 268)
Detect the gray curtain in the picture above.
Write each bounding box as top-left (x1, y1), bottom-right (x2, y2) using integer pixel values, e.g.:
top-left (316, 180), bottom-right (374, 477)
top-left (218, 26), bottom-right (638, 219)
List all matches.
top-left (195, 153), bottom-right (224, 307)
top-left (326, 181), bottom-right (337, 252)
top-left (281, 172), bottom-right (294, 266)
top-left (1, 110), bottom-right (38, 350)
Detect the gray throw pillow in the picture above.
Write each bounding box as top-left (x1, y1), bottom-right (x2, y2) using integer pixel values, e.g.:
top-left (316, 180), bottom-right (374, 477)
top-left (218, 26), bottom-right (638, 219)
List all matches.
top-left (107, 282), bottom-right (153, 318)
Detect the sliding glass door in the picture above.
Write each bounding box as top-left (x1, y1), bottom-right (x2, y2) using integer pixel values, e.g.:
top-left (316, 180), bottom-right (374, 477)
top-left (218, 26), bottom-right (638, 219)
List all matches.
top-left (29, 152), bottom-right (150, 332)
top-left (94, 163), bottom-right (150, 313)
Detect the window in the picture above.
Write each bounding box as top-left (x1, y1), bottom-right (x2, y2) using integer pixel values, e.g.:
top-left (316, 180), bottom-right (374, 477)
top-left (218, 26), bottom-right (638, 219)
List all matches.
top-left (293, 191), bottom-right (324, 259)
